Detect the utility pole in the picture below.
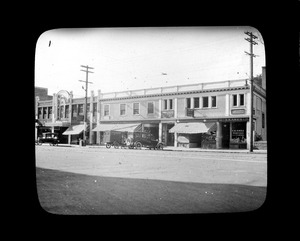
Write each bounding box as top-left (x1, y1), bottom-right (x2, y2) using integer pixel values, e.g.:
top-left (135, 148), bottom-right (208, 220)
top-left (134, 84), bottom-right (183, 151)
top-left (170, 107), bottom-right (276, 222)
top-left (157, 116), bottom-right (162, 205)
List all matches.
top-left (79, 65), bottom-right (94, 145)
top-left (244, 31), bottom-right (258, 152)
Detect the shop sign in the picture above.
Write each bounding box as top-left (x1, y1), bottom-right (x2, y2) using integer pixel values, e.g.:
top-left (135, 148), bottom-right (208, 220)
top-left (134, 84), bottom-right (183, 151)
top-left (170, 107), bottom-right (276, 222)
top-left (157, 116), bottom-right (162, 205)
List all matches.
top-left (186, 108), bottom-right (194, 117)
top-left (161, 110), bottom-right (174, 118)
top-left (231, 109), bottom-right (246, 115)
top-left (178, 135), bottom-right (189, 143)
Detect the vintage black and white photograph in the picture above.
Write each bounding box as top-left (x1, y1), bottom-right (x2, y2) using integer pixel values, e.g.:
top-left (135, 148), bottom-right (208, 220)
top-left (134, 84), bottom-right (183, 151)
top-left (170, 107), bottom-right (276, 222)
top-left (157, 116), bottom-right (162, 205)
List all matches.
top-left (35, 27), bottom-right (267, 215)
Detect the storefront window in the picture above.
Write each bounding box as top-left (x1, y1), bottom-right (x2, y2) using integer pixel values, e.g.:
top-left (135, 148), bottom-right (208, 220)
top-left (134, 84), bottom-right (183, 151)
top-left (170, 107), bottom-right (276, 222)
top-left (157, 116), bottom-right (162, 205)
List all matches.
top-left (231, 122), bottom-right (246, 143)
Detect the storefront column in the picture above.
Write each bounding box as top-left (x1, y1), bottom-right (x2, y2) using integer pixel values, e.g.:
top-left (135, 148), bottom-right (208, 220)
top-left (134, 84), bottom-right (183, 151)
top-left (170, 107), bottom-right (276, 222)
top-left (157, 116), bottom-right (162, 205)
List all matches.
top-left (216, 121), bottom-right (222, 149)
top-left (174, 98), bottom-right (178, 118)
top-left (96, 90), bottom-right (101, 145)
top-left (158, 99), bottom-right (162, 118)
top-left (68, 134), bottom-right (71, 144)
top-left (159, 122), bottom-right (162, 143)
top-left (246, 120), bottom-right (250, 149)
top-left (89, 91), bottom-right (94, 144)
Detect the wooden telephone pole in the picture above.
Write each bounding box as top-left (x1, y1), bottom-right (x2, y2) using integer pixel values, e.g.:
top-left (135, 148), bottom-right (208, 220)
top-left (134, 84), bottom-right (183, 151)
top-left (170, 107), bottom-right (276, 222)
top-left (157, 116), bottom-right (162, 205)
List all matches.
top-left (79, 65), bottom-right (94, 145)
top-left (244, 31), bottom-right (258, 152)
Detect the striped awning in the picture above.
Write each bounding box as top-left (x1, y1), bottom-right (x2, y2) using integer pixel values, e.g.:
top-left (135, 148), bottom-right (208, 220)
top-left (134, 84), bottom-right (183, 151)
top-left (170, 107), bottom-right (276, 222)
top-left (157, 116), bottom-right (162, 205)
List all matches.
top-left (92, 123), bottom-right (141, 132)
top-left (169, 122), bottom-right (216, 134)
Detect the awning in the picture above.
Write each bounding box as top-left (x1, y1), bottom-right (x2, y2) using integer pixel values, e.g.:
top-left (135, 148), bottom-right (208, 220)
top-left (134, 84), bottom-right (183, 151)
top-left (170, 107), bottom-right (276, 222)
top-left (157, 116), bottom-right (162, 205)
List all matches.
top-left (169, 122), bottom-right (216, 134)
top-left (92, 123), bottom-right (141, 132)
top-left (63, 124), bottom-right (85, 135)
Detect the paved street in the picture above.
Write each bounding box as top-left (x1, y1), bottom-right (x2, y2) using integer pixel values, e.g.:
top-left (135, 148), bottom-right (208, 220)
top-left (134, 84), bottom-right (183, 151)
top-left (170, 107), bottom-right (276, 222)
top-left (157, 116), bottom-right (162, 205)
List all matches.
top-left (35, 145), bottom-right (267, 214)
top-left (36, 145), bottom-right (267, 187)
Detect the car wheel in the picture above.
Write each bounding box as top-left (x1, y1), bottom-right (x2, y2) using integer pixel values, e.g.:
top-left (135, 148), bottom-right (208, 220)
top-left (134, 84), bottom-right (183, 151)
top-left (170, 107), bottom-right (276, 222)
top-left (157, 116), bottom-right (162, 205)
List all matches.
top-left (157, 143), bottom-right (163, 150)
top-left (114, 142), bottom-right (120, 149)
top-left (135, 142), bottom-right (142, 150)
top-left (106, 143), bottom-right (111, 149)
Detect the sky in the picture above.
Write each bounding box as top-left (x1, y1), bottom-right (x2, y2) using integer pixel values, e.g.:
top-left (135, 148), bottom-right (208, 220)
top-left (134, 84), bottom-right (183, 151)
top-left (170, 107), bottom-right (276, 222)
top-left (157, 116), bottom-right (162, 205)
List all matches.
top-left (35, 26), bottom-right (265, 98)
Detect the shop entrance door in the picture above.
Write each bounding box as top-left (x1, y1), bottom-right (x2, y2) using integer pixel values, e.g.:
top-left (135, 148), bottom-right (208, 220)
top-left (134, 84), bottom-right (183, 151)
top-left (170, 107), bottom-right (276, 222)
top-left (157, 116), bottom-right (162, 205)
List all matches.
top-left (222, 122), bottom-right (230, 148)
top-left (167, 123), bottom-right (175, 146)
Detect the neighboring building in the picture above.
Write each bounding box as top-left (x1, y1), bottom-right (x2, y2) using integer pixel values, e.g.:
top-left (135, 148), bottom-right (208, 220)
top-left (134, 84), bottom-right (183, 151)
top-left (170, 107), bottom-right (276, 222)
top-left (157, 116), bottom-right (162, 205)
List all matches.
top-left (35, 87), bottom-right (53, 101)
top-left (35, 68), bottom-right (266, 149)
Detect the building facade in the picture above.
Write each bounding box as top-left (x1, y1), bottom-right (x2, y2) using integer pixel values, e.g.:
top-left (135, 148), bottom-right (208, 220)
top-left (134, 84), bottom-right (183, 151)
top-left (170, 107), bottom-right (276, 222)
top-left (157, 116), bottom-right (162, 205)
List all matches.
top-left (35, 73), bottom-right (266, 149)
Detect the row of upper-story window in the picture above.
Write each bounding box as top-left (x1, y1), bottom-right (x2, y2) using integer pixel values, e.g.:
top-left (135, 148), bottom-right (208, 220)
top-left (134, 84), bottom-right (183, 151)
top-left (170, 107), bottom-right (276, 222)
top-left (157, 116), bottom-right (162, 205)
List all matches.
top-left (102, 93), bottom-right (247, 117)
top-left (37, 103), bottom-right (97, 119)
top-left (38, 93), bottom-right (248, 119)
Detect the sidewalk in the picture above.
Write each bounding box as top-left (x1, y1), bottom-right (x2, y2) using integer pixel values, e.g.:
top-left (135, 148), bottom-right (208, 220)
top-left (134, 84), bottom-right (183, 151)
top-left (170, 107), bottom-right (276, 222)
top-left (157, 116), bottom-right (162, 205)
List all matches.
top-left (56, 143), bottom-right (267, 154)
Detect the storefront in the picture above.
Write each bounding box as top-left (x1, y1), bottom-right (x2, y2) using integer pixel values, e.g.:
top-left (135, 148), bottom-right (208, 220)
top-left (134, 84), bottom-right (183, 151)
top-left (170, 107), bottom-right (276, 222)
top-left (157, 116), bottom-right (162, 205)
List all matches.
top-left (169, 122), bottom-right (216, 148)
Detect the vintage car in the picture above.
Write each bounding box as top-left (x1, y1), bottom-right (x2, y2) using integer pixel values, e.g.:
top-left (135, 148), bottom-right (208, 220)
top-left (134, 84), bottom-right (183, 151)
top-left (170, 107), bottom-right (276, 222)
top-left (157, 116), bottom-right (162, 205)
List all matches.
top-left (104, 130), bottom-right (163, 150)
top-left (132, 132), bottom-right (164, 150)
top-left (36, 132), bottom-right (59, 146)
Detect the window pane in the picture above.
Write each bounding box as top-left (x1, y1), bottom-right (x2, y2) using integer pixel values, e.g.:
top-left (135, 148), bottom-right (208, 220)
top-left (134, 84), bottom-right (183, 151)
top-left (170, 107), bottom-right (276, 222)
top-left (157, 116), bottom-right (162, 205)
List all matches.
top-left (120, 104), bottom-right (126, 115)
top-left (186, 98), bottom-right (191, 108)
top-left (203, 97), bottom-right (209, 108)
top-left (194, 97), bottom-right (199, 108)
top-left (164, 100), bottom-right (168, 110)
top-left (104, 105), bottom-right (109, 116)
top-left (233, 95), bottom-right (237, 106)
top-left (211, 96), bottom-right (216, 107)
top-left (72, 105), bottom-right (77, 117)
top-left (239, 94), bottom-right (244, 106)
top-left (78, 104), bottom-right (84, 115)
top-left (133, 103), bottom-right (139, 114)
top-left (148, 102), bottom-right (154, 114)
top-left (169, 99), bottom-right (173, 110)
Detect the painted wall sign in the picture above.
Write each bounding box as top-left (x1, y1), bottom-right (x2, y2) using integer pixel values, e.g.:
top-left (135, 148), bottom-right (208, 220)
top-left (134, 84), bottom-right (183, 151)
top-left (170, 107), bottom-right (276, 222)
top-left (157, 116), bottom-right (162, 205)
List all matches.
top-left (186, 108), bottom-right (194, 117)
top-left (161, 110), bottom-right (175, 118)
top-left (231, 109), bottom-right (246, 115)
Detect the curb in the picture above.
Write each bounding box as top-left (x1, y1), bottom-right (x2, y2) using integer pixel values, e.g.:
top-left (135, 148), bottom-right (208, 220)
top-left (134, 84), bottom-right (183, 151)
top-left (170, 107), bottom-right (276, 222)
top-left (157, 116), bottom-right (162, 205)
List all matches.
top-left (54, 144), bottom-right (267, 154)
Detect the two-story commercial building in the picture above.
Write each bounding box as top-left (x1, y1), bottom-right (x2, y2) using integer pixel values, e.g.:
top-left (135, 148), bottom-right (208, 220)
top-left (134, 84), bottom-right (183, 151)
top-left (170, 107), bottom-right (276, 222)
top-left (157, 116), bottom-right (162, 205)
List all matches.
top-left (35, 68), bottom-right (266, 149)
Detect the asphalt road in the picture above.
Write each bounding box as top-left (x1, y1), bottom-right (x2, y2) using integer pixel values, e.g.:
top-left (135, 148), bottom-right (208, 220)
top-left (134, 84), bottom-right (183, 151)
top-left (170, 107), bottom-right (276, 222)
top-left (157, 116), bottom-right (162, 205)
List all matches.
top-left (35, 145), bottom-right (267, 187)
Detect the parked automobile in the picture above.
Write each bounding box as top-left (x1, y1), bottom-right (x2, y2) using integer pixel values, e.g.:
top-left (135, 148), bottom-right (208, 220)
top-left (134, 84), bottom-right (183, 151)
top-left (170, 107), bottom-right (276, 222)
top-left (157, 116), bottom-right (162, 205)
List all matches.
top-left (133, 132), bottom-right (164, 150)
top-left (104, 130), bottom-right (163, 150)
top-left (36, 132), bottom-right (59, 146)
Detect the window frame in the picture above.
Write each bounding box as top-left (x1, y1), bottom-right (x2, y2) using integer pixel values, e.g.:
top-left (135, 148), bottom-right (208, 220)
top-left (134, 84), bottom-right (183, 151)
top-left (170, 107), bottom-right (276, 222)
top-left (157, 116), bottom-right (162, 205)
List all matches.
top-left (104, 104), bottom-right (110, 116)
top-left (202, 96), bottom-right (209, 108)
top-left (239, 94), bottom-right (245, 106)
top-left (232, 94), bottom-right (238, 107)
top-left (169, 99), bottom-right (173, 110)
top-left (186, 98), bottom-right (191, 109)
top-left (193, 97), bottom-right (200, 109)
top-left (147, 101), bottom-right (155, 114)
top-left (211, 96), bottom-right (217, 108)
top-left (133, 102), bottom-right (140, 115)
top-left (120, 103), bottom-right (126, 116)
